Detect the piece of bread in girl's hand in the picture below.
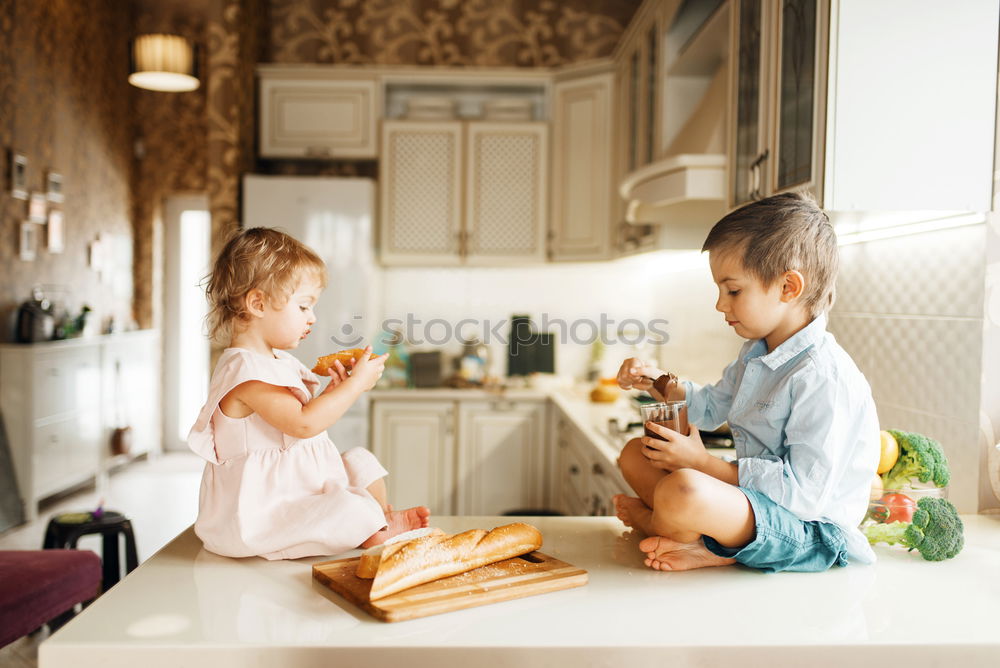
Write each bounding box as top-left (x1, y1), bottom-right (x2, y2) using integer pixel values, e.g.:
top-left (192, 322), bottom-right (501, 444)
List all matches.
top-left (312, 348), bottom-right (375, 375)
top-left (362, 522), bottom-right (544, 601)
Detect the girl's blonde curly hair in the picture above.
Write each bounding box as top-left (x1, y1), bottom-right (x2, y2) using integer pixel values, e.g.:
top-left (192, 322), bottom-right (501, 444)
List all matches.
top-left (203, 227), bottom-right (327, 345)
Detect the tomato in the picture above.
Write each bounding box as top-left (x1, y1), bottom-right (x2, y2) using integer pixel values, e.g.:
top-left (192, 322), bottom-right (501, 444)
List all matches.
top-left (879, 492), bottom-right (916, 523)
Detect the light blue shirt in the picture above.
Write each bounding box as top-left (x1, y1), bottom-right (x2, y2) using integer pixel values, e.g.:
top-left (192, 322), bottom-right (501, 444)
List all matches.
top-left (684, 314), bottom-right (880, 564)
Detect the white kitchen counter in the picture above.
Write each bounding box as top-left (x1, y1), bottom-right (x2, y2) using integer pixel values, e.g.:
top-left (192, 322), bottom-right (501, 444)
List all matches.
top-left (40, 514), bottom-right (1000, 668)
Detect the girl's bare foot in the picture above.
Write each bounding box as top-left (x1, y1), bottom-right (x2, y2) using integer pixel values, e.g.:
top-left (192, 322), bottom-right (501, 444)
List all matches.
top-left (613, 494), bottom-right (654, 535)
top-left (638, 535), bottom-right (736, 571)
top-left (361, 506), bottom-right (431, 547)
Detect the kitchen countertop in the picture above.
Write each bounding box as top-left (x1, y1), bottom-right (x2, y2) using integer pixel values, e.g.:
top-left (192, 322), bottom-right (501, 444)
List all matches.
top-left (40, 514), bottom-right (1000, 668)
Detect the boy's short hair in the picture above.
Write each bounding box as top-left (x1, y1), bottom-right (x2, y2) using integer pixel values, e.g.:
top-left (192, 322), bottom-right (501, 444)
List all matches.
top-left (702, 192), bottom-right (838, 317)
top-left (203, 227), bottom-right (326, 344)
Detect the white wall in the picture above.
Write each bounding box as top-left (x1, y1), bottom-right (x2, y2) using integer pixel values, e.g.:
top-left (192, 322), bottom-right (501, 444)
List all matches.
top-left (380, 250), bottom-right (743, 387)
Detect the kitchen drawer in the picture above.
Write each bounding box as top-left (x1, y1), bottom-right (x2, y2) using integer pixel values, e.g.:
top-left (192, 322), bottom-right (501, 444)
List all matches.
top-left (259, 77), bottom-right (378, 158)
top-left (32, 347), bottom-right (101, 421)
top-left (32, 417), bottom-right (98, 499)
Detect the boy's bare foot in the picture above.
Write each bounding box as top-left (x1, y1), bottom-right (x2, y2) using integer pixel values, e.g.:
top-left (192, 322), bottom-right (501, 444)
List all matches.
top-left (360, 506), bottom-right (431, 547)
top-left (613, 494), bottom-right (654, 535)
top-left (638, 535), bottom-right (736, 571)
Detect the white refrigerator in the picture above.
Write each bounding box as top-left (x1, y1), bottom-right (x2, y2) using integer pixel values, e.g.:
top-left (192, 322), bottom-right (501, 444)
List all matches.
top-left (242, 174), bottom-right (381, 452)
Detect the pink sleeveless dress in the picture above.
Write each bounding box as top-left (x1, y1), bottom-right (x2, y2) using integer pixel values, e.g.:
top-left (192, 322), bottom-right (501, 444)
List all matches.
top-left (187, 348), bottom-right (387, 560)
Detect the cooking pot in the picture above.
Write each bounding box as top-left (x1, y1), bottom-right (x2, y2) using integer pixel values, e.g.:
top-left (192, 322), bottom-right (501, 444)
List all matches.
top-left (16, 292), bottom-right (55, 343)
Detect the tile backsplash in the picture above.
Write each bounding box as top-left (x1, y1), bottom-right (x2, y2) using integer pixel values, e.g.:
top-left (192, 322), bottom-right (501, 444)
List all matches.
top-left (380, 219), bottom-right (998, 513)
top-left (831, 222), bottom-right (993, 513)
top-left (380, 250), bottom-right (742, 387)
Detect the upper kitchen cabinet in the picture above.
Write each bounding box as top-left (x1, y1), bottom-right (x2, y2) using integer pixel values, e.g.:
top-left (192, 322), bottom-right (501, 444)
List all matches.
top-left (258, 66), bottom-right (378, 159)
top-left (550, 69), bottom-right (616, 261)
top-left (379, 78), bottom-right (549, 266)
top-left (380, 120), bottom-right (464, 265)
top-left (464, 122), bottom-right (549, 265)
top-left (616, 0), bottom-right (730, 248)
top-left (730, 0), bottom-right (827, 207)
top-left (732, 0), bottom-right (998, 213)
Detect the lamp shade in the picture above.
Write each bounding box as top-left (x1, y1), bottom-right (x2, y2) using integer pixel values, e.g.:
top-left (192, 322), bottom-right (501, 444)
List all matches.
top-left (129, 34), bottom-right (200, 92)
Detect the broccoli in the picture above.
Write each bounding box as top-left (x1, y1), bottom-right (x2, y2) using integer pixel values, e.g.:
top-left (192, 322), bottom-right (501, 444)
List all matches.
top-left (882, 429), bottom-right (950, 490)
top-left (862, 496), bottom-right (964, 561)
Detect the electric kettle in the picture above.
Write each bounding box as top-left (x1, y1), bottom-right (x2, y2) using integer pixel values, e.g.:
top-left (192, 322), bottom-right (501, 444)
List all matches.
top-left (15, 287), bottom-right (55, 343)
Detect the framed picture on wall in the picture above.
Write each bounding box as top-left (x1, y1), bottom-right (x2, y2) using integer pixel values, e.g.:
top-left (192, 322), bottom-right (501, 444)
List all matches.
top-left (19, 222), bottom-right (37, 261)
top-left (47, 209), bottom-right (64, 253)
top-left (46, 171), bottom-right (64, 203)
top-left (28, 192), bottom-right (47, 222)
top-left (10, 152), bottom-right (28, 200)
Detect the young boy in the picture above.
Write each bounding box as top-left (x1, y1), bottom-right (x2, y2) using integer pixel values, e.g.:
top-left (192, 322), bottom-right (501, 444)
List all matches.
top-left (614, 192), bottom-right (880, 573)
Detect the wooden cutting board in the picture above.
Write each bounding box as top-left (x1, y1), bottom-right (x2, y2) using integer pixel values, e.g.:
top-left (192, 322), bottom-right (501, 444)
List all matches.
top-left (313, 551), bottom-right (587, 622)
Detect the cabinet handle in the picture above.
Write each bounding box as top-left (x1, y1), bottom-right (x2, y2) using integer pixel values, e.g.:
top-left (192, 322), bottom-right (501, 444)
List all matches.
top-left (569, 464), bottom-right (580, 475)
top-left (592, 462), bottom-right (605, 476)
top-left (305, 145), bottom-right (332, 157)
top-left (491, 400), bottom-right (516, 411)
top-left (750, 150), bottom-right (770, 200)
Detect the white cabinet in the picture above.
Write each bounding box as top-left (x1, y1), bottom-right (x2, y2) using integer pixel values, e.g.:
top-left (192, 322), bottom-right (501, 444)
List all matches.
top-left (0, 332), bottom-right (161, 521)
top-left (370, 397), bottom-right (549, 515)
top-left (379, 121), bottom-right (463, 265)
top-left (100, 331), bottom-right (162, 462)
top-left (730, 0), bottom-right (828, 207)
top-left (730, 0), bottom-right (998, 212)
top-left (258, 69), bottom-right (378, 159)
top-left (379, 120), bottom-right (548, 265)
top-left (456, 400), bottom-right (546, 515)
top-left (553, 412), bottom-right (629, 517)
top-left (550, 72), bottom-right (616, 261)
top-left (464, 123), bottom-right (548, 265)
top-left (371, 400), bottom-right (456, 514)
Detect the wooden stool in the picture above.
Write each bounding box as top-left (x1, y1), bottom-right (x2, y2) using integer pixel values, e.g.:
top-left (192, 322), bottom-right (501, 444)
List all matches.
top-left (43, 510), bottom-right (138, 592)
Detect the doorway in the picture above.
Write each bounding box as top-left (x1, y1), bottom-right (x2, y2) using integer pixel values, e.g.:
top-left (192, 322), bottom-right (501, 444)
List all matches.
top-left (163, 195), bottom-right (210, 452)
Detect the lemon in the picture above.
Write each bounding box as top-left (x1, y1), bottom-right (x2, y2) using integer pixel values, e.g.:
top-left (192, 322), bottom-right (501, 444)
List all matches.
top-left (877, 430), bottom-right (899, 474)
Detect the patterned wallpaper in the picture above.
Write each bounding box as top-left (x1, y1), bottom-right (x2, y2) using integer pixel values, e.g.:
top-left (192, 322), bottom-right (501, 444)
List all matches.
top-left (2, 0), bottom-right (640, 332)
top-left (0, 0), bottom-right (135, 341)
top-left (268, 0), bottom-right (641, 66)
top-left (131, 15), bottom-right (209, 331)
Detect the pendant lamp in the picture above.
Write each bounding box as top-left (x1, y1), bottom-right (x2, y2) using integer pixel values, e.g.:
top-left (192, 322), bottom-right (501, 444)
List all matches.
top-left (128, 34), bottom-right (200, 92)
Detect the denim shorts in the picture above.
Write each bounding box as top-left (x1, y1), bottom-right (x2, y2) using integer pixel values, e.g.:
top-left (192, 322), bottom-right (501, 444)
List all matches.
top-left (702, 487), bottom-right (849, 573)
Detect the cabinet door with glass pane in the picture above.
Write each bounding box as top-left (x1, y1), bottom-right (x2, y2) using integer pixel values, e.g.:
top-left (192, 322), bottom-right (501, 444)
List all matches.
top-left (730, 0), bottom-right (766, 207)
top-left (730, 0), bottom-right (828, 208)
top-left (770, 0), bottom-right (828, 201)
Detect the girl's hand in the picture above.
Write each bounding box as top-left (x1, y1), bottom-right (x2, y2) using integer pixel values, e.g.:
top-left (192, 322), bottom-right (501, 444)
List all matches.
top-left (348, 346), bottom-right (387, 391)
top-left (641, 422), bottom-right (707, 472)
top-left (318, 359), bottom-right (350, 394)
top-left (616, 357), bottom-right (665, 392)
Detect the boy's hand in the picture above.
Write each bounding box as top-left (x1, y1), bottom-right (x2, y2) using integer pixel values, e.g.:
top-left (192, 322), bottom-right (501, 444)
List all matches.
top-left (347, 346), bottom-right (387, 392)
top-left (616, 357), bottom-right (665, 392)
top-left (641, 422), bottom-right (708, 472)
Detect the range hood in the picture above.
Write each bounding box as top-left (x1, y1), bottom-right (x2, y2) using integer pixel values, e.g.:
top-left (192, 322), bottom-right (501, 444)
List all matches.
top-left (618, 153), bottom-right (727, 249)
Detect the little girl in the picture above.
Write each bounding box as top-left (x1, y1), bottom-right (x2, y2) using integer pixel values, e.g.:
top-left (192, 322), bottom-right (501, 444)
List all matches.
top-left (187, 227), bottom-right (429, 560)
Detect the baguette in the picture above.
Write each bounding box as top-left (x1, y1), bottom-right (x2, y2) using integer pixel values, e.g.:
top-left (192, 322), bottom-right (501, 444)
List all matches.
top-left (356, 527), bottom-right (444, 578)
top-left (312, 348), bottom-right (375, 375)
top-left (366, 522), bottom-right (543, 601)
